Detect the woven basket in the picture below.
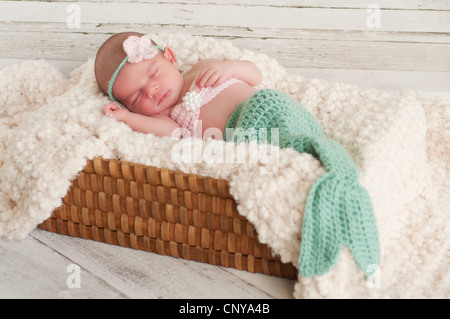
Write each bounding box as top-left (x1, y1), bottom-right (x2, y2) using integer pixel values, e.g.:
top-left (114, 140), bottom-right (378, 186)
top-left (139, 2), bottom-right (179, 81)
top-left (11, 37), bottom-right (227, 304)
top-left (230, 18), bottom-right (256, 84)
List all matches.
top-left (39, 157), bottom-right (297, 279)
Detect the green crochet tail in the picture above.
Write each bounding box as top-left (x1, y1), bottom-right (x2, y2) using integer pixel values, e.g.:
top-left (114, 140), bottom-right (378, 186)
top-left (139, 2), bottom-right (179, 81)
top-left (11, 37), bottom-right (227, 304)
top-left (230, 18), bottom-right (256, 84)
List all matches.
top-left (282, 135), bottom-right (380, 277)
top-left (225, 89), bottom-right (380, 278)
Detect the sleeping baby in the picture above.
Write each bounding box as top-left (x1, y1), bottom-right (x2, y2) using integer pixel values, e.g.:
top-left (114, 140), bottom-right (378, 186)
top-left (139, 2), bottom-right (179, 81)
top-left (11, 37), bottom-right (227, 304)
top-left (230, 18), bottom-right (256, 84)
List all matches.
top-left (94, 31), bottom-right (262, 139)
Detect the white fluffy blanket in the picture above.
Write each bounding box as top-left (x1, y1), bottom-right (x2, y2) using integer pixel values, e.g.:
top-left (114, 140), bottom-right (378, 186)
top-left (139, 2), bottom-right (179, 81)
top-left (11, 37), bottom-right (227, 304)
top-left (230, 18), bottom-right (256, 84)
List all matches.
top-left (0, 33), bottom-right (448, 298)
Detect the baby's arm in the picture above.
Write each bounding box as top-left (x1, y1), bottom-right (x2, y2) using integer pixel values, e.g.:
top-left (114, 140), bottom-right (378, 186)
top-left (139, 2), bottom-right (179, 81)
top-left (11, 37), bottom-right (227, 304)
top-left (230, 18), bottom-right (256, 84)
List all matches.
top-left (103, 102), bottom-right (180, 137)
top-left (195, 59), bottom-right (262, 88)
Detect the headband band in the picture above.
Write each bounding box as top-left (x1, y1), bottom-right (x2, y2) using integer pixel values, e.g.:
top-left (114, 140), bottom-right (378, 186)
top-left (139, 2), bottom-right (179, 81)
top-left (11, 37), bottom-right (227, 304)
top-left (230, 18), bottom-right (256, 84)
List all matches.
top-left (108, 35), bottom-right (164, 102)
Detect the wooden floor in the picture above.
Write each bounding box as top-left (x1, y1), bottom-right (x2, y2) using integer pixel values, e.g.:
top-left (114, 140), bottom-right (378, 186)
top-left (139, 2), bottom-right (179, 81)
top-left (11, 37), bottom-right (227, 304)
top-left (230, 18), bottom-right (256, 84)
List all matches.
top-left (0, 0), bottom-right (448, 299)
top-left (0, 228), bottom-right (295, 299)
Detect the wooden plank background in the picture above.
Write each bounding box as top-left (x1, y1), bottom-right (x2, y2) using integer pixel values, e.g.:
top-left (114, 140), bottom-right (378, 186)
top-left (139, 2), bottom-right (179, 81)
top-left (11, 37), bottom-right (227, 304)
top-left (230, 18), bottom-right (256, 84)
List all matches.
top-left (0, 0), bottom-right (449, 93)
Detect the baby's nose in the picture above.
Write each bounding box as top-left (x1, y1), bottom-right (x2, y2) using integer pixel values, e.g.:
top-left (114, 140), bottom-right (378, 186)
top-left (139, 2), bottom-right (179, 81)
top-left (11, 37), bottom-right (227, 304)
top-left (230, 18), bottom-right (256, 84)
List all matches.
top-left (146, 82), bottom-right (159, 97)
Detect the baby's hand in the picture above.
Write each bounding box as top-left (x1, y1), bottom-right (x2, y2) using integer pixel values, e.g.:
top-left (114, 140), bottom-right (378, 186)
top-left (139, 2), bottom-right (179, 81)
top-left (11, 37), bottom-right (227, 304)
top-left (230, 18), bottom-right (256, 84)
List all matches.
top-left (103, 102), bottom-right (129, 122)
top-left (196, 60), bottom-right (237, 88)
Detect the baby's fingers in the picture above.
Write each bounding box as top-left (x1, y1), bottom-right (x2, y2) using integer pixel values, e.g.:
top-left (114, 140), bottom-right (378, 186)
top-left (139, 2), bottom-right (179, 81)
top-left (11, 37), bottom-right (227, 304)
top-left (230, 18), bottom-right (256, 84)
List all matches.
top-left (196, 68), bottom-right (215, 88)
top-left (204, 72), bottom-right (222, 88)
top-left (103, 102), bottom-right (119, 115)
top-left (103, 103), bottom-right (128, 121)
top-left (198, 71), bottom-right (230, 88)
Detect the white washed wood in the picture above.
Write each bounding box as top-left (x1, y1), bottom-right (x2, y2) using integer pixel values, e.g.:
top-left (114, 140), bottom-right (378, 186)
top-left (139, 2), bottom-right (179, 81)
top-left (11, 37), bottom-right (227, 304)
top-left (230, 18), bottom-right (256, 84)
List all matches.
top-left (0, 1), bottom-right (449, 73)
top-left (0, 229), bottom-right (294, 299)
top-left (1, 23), bottom-right (449, 72)
top-left (1, 1), bottom-right (449, 33)
top-left (0, 231), bottom-right (127, 298)
top-left (23, 0), bottom-right (450, 10)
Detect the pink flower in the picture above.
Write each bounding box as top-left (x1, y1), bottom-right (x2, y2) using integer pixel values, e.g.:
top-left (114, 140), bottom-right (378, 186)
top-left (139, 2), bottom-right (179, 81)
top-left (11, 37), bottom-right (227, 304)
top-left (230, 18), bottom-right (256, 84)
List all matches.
top-left (123, 36), bottom-right (160, 63)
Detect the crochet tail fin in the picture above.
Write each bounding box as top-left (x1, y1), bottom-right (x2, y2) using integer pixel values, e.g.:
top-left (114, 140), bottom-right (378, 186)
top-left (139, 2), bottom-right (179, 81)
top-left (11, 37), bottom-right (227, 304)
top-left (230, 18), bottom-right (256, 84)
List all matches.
top-left (281, 135), bottom-right (380, 278)
top-left (344, 181), bottom-right (381, 279)
top-left (298, 171), bottom-right (345, 276)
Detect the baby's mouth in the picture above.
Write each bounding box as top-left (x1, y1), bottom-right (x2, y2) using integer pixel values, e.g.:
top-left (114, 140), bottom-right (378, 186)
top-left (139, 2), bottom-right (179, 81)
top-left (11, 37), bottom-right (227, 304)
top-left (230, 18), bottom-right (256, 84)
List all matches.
top-left (158, 90), bottom-right (171, 106)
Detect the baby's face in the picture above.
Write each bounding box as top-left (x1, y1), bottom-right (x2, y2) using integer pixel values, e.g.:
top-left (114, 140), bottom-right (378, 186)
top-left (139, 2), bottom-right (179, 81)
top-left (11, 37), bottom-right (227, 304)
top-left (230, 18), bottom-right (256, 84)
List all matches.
top-left (112, 51), bottom-right (184, 116)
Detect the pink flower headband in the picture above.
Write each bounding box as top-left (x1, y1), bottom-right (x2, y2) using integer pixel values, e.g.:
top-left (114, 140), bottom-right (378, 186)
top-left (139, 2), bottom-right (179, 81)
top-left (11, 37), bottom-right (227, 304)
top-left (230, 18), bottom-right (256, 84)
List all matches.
top-left (108, 35), bottom-right (164, 102)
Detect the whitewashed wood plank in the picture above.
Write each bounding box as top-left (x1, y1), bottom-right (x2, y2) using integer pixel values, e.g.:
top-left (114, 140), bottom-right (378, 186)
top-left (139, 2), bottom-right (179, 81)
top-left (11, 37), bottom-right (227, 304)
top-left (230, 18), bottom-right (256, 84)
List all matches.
top-left (217, 0), bottom-right (450, 10)
top-left (224, 268), bottom-right (295, 299)
top-left (0, 233), bottom-right (126, 298)
top-left (0, 1), bottom-right (448, 33)
top-left (287, 67), bottom-right (450, 97)
top-left (1, 25), bottom-right (447, 72)
top-left (31, 229), bottom-right (290, 298)
top-left (2, 21), bottom-right (449, 44)
top-left (231, 37), bottom-right (450, 72)
top-left (24, 0), bottom-right (450, 11)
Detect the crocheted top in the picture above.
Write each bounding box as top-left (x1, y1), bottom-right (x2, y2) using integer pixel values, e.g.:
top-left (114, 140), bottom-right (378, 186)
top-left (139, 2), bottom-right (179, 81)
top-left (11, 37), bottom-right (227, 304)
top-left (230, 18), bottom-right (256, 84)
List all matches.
top-left (170, 78), bottom-right (243, 136)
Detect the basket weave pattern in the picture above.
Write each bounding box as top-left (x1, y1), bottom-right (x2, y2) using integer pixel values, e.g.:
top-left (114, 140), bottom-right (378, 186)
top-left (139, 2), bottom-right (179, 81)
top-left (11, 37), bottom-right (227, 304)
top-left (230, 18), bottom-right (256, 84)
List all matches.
top-left (39, 157), bottom-right (297, 279)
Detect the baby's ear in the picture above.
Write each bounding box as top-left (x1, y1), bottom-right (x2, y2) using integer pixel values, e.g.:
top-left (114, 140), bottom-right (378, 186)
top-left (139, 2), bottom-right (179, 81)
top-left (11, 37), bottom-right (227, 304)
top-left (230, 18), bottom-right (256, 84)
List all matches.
top-left (163, 47), bottom-right (178, 68)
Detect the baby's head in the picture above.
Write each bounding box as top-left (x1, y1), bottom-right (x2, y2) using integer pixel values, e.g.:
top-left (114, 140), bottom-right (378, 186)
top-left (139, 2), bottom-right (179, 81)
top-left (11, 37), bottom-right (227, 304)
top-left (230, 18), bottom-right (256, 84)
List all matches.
top-left (95, 32), bottom-right (184, 116)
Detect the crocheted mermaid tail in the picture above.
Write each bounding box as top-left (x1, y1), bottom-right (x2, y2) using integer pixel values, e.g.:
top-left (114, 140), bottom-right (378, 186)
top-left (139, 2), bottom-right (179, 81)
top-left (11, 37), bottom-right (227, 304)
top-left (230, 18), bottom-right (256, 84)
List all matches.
top-left (225, 89), bottom-right (380, 278)
top-left (283, 135), bottom-right (380, 277)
